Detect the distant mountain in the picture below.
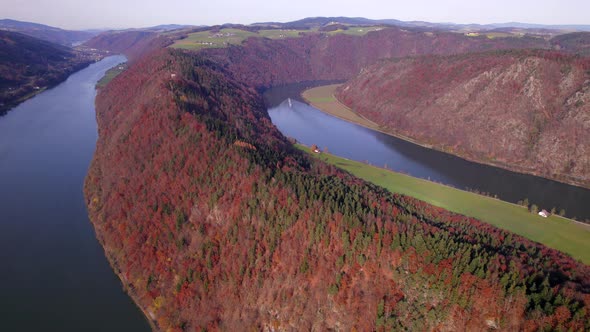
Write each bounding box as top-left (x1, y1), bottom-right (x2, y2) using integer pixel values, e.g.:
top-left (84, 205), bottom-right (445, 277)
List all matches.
top-left (0, 30), bottom-right (96, 114)
top-left (253, 16), bottom-right (590, 32)
top-left (0, 19), bottom-right (96, 46)
top-left (253, 16), bottom-right (404, 29)
top-left (488, 22), bottom-right (590, 31)
top-left (145, 24), bottom-right (196, 31)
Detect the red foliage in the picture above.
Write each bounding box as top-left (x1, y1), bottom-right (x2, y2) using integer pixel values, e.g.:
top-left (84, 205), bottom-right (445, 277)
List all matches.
top-left (82, 35), bottom-right (590, 331)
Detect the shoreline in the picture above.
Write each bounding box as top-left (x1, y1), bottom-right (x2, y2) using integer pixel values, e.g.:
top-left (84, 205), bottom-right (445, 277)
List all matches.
top-left (296, 143), bottom-right (590, 264)
top-left (1, 60), bottom-right (97, 116)
top-left (300, 84), bottom-right (589, 192)
top-left (297, 142), bottom-right (590, 230)
top-left (100, 240), bottom-right (160, 332)
top-left (86, 56), bottom-right (157, 332)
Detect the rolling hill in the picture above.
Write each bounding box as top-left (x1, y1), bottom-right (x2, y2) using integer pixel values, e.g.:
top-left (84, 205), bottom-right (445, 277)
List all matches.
top-left (84, 30), bottom-right (171, 62)
top-left (0, 30), bottom-right (96, 114)
top-left (253, 16), bottom-right (590, 32)
top-left (84, 25), bottom-right (589, 331)
top-left (336, 50), bottom-right (590, 188)
top-left (0, 19), bottom-right (95, 46)
top-left (551, 32), bottom-right (590, 55)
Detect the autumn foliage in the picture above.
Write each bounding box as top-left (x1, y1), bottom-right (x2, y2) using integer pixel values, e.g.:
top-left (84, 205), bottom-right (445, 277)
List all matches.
top-left (84, 48), bottom-right (590, 331)
top-left (198, 26), bottom-right (550, 89)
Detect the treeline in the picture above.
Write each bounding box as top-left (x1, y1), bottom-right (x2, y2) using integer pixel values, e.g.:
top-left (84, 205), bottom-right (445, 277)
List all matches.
top-left (85, 49), bottom-right (589, 331)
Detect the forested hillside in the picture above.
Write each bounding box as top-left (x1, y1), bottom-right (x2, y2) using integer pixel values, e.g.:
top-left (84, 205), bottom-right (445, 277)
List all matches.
top-left (0, 30), bottom-right (95, 114)
top-left (551, 32), bottom-right (590, 56)
top-left (336, 50), bottom-right (590, 188)
top-left (201, 26), bottom-right (549, 88)
top-left (84, 31), bottom-right (172, 62)
top-left (0, 19), bottom-right (94, 46)
top-left (85, 48), bottom-right (590, 331)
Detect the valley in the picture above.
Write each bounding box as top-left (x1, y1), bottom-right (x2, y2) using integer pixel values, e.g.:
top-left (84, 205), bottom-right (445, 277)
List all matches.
top-left (0, 30), bottom-right (102, 114)
top-left (335, 50), bottom-right (590, 189)
top-left (82, 21), bottom-right (590, 331)
top-left (301, 83), bottom-right (590, 220)
top-left (1, 10), bottom-right (589, 331)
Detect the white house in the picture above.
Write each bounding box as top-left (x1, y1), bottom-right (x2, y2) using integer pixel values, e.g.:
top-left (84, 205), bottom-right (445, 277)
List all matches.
top-left (538, 210), bottom-right (550, 218)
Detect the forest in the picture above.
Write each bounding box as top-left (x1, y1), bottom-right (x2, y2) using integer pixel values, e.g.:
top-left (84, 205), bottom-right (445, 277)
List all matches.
top-left (85, 48), bottom-right (590, 331)
top-left (0, 30), bottom-right (96, 114)
top-left (335, 50), bottom-right (590, 189)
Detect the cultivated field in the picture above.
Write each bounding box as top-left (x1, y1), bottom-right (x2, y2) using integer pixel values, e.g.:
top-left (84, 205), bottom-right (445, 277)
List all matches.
top-left (171, 27), bottom-right (384, 50)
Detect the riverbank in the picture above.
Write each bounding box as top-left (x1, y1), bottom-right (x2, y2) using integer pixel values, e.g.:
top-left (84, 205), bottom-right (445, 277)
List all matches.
top-left (0, 60), bottom-right (96, 116)
top-left (96, 63), bottom-right (128, 88)
top-left (301, 84), bottom-right (589, 191)
top-left (0, 55), bottom-right (148, 331)
top-left (302, 84), bottom-right (437, 149)
top-left (92, 233), bottom-right (160, 332)
top-left (297, 144), bottom-right (590, 264)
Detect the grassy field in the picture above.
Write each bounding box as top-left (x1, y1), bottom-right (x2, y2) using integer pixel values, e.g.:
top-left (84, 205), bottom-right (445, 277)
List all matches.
top-left (171, 28), bottom-right (259, 50)
top-left (302, 84), bottom-right (381, 129)
top-left (170, 27), bottom-right (385, 50)
top-left (96, 63), bottom-right (127, 88)
top-left (325, 26), bottom-right (384, 36)
top-left (297, 145), bottom-right (590, 264)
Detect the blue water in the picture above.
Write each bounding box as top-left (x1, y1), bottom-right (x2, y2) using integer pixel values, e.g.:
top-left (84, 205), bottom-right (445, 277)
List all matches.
top-left (268, 94), bottom-right (590, 221)
top-left (0, 56), bottom-right (149, 331)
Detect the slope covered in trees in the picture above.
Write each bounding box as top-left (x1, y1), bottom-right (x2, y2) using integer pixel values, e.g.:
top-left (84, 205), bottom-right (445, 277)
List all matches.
top-left (86, 47), bottom-right (590, 331)
top-left (200, 26), bottom-right (549, 88)
top-left (0, 18), bottom-right (95, 46)
top-left (551, 32), bottom-right (590, 56)
top-left (0, 30), bottom-right (95, 114)
top-left (84, 31), bottom-right (172, 62)
top-left (336, 50), bottom-right (590, 188)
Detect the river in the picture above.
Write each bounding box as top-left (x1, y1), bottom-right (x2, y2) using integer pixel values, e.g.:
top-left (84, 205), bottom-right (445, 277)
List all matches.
top-left (265, 83), bottom-right (590, 221)
top-left (0, 56), bottom-right (149, 331)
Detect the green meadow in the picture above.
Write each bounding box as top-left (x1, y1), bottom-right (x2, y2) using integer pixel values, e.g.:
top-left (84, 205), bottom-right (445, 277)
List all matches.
top-left (96, 63), bottom-right (127, 88)
top-left (298, 145), bottom-right (590, 264)
top-left (170, 27), bottom-right (384, 50)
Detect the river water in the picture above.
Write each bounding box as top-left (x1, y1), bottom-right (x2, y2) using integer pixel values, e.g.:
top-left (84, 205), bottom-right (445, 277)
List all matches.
top-left (1, 64), bottom-right (587, 330)
top-left (265, 83), bottom-right (590, 221)
top-left (0, 56), bottom-right (149, 331)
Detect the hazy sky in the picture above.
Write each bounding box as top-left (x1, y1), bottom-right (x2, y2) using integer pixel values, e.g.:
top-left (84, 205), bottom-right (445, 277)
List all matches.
top-left (2, 0), bottom-right (589, 30)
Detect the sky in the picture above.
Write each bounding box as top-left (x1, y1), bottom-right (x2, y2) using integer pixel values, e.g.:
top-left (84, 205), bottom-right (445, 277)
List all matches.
top-left (2, 0), bottom-right (589, 30)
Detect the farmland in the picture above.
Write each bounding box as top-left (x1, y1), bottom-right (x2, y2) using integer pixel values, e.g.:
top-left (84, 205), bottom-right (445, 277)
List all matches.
top-left (170, 26), bottom-right (384, 50)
